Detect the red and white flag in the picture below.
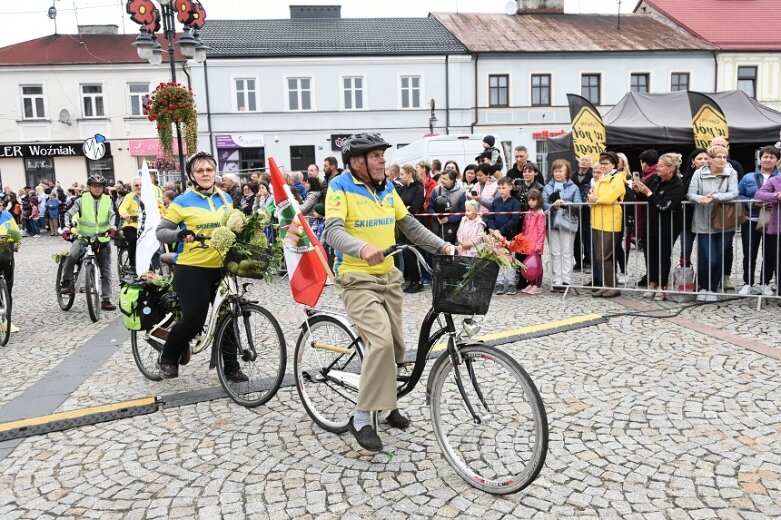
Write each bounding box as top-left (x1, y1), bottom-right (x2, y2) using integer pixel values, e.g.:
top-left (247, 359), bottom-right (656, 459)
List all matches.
top-left (269, 158), bottom-right (329, 307)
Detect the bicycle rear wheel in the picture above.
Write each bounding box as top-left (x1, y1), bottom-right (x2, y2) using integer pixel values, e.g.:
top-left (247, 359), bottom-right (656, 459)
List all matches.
top-left (429, 344), bottom-right (548, 495)
top-left (56, 260), bottom-right (77, 311)
top-left (0, 278), bottom-right (10, 346)
top-left (130, 314), bottom-right (176, 381)
top-left (215, 303), bottom-right (286, 408)
top-left (117, 247), bottom-right (132, 278)
top-left (294, 314), bottom-right (362, 433)
top-left (85, 261), bottom-right (100, 322)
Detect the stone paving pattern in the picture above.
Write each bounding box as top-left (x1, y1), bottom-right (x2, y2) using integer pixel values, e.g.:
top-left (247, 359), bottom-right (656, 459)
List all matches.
top-left (0, 236), bottom-right (779, 518)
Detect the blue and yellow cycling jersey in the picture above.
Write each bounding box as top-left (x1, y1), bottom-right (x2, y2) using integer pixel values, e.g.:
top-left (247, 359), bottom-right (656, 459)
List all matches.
top-left (325, 173), bottom-right (408, 275)
top-left (165, 189), bottom-right (230, 268)
top-left (0, 211), bottom-right (19, 235)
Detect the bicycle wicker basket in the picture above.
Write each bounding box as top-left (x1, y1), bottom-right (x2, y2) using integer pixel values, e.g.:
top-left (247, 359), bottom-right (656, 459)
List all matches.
top-left (432, 255), bottom-right (499, 315)
top-left (224, 246), bottom-right (277, 280)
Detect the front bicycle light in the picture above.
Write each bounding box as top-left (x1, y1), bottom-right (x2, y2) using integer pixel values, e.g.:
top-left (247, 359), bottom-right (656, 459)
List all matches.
top-left (460, 318), bottom-right (481, 338)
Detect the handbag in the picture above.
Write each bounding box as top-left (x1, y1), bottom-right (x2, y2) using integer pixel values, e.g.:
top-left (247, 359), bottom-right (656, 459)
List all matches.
top-left (552, 207), bottom-right (579, 233)
top-left (756, 206), bottom-right (771, 231)
top-left (669, 264), bottom-right (696, 303)
top-left (708, 176), bottom-right (748, 230)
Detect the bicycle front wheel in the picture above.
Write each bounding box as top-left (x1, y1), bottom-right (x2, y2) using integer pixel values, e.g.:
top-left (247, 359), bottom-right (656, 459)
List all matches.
top-left (117, 247), bottom-right (131, 278)
top-left (85, 261), bottom-right (100, 322)
top-left (0, 277), bottom-right (10, 346)
top-left (294, 314), bottom-right (362, 433)
top-left (429, 344), bottom-right (548, 495)
top-left (55, 260), bottom-right (77, 311)
top-left (215, 303), bottom-right (286, 408)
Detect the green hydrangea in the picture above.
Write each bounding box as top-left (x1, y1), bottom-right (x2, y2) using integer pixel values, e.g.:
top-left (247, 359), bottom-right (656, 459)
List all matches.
top-left (210, 226), bottom-right (236, 253)
top-left (250, 232), bottom-right (268, 248)
top-left (221, 208), bottom-right (241, 226)
top-left (226, 211), bottom-right (247, 233)
top-left (253, 207), bottom-right (272, 227)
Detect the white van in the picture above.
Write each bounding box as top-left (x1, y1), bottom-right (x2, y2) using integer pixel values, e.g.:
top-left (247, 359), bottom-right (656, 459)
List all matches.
top-left (388, 134), bottom-right (508, 174)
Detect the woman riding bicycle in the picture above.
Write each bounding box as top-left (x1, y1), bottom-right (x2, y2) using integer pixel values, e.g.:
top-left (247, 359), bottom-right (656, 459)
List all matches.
top-left (154, 151), bottom-right (248, 382)
top-left (322, 132), bottom-right (454, 452)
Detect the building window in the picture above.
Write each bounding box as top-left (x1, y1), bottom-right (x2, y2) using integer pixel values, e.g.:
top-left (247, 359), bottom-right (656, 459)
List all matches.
top-left (290, 145), bottom-right (316, 171)
top-left (536, 139), bottom-right (548, 177)
top-left (737, 66), bottom-right (757, 98)
top-left (81, 84), bottom-right (105, 118)
top-left (531, 74), bottom-right (551, 107)
top-left (630, 73), bottom-right (649, 94)
top-left (670, 73), bottom-right (689, 92)
top-left (128, 83), bottom-right (150, 117)
top-left (343, 76), bottom-right (364, 110)
top-left (288, 77), bottom-right (312, 111)
top-left (400, 76), bottom-right (421, 109)
top-left (489, 74), bottom-right (509, 107)
top-left (235, 78), bottom-right (257, 112)
top-left (581, 74), bottom-right (601, 105)
top-left (21, 85), bottom-right (46, 119)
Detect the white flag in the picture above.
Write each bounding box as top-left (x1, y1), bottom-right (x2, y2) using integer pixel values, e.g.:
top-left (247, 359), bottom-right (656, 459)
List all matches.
top-left (135, 161), bottom-right (162, 276)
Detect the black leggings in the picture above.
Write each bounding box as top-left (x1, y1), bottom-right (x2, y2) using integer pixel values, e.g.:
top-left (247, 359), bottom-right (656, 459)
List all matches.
top-left (1, 255), bottom-right (14, 319)
top-left (160, 265), bottom-right (238, 369)
top-left (123, 226), bottom-right (137, 268)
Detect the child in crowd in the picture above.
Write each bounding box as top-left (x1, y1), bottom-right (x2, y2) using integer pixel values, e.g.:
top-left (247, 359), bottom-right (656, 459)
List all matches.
top-left (481, 135), bottom-right (503, 170)
top-left (456, 199), bottom-right (485, 257)
top-left (487, 177), bottom-right (521, 295)
top-left (520, 189), bottom-right (546, 295)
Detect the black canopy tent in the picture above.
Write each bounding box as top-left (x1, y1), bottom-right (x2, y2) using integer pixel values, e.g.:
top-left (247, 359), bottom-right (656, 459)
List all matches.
top-left (547, 90), bottom-right (781, 174)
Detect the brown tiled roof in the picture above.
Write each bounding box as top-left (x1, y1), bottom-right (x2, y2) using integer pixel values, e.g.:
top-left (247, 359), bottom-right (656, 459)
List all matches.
top-left (433, 12), bottom-right (715, 53)
top-left (0, 34), bottom-right (184, 66)
top-left (638, 0), bottom-right (781, 50)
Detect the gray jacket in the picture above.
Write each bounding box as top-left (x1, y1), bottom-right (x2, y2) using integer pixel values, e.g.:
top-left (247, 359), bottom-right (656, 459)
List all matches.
top-left (687, 164), bottom-right (738, 234)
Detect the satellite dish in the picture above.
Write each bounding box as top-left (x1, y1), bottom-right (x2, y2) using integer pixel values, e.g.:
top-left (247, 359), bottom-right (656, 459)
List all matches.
top-left (58, 109), bottom-right (71, 126)
top-left (505, 1), bottom-right (517, 15)
top-left (48, 6), bottom-right (57, 20)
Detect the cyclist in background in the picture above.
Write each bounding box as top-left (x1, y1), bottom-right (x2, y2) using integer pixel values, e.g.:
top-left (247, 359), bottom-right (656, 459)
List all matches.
top-left (0, 198), bottom-right (20, 323)
top-left (60, 174), bottom-right (117, 311)
top-left (323, 133), bottom-right (454, 452)
top-left (118, 177), bottom-right (143, 273)
top-left (154, 151), bottom-right (247, 382)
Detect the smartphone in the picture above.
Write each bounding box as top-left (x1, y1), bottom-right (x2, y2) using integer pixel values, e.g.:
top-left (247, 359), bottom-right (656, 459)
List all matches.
top-left (632, 171), bottom-right (640, 183)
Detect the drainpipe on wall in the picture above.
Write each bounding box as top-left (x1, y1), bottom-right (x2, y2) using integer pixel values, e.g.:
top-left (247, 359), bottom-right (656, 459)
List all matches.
top-left (445, 54), bottom-right (450, 134)
top-left (203, 60), bottom-right (215, 156)
top-left (712, 50), bottom-right (719, 92)
top-left (470, 53), bottom-right (479, 133)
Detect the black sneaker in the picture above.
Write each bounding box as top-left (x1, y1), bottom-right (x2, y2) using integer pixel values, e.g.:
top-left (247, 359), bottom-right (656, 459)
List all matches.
top-left (385, 409), bottom-right (411, 430)
top-left (404, 282), bottom-right (423, 294)
top-left (224, 369), bottom-right (249, 383)
top-left (347, 416), bottom-right (383, 452)
top-left (158, 362), bottom-right (179, 379)
top-left (60, 280), bottom-right (74, 295)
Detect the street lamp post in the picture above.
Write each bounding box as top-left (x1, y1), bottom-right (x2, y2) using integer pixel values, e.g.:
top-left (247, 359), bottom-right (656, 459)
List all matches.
top-left (126, 0), bottom-right (208, 188)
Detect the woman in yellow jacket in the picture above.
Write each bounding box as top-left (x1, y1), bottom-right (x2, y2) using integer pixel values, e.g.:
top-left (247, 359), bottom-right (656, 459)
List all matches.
top-left (588, 151), bottom-right (626, 297)
top-left (118, 178), bottom-right (143, 271)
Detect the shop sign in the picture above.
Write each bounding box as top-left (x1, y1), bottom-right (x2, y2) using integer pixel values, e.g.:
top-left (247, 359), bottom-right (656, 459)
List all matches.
top-left (330, 134), bottom-right (352, 151)
top-left (216, 134), bottom-right (264, 148)
top-left (0, 142), bottom-right (111, 159)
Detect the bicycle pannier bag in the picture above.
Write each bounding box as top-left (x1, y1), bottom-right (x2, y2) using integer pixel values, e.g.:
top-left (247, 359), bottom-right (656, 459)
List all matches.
top-left (119, 284), bottom-right (143, 331)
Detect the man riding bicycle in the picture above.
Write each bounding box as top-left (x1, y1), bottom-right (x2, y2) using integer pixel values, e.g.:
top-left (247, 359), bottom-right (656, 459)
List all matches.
top-left (323, 132), bottom-right (454, 452)
top-left (60, 174), bottom-right (118, 311)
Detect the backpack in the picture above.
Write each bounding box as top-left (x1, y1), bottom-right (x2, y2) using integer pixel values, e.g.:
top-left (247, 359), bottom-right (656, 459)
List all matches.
top-left (119, 283), bottom-right (165, 331)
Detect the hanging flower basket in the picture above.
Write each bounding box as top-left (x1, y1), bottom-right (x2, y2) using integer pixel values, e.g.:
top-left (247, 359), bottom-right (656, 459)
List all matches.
top-left (146, 82), bottom-right (198, 163)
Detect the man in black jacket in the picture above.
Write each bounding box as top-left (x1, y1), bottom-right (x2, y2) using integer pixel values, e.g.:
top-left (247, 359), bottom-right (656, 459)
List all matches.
top-left (572, 156), bottom-right (593, 270)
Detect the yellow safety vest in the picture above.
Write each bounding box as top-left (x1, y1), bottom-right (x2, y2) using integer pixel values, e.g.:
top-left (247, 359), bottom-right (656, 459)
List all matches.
top-left (77, 194), bottom-right (112, 242)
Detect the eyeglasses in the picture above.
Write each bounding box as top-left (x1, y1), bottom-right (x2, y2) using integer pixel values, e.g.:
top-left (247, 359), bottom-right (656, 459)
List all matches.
top-left (598, 162), bottom-right (613, 166)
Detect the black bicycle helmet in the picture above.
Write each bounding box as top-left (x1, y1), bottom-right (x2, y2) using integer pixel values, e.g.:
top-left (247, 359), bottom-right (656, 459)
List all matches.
top-left (87, 174), bottom-right (107, 186)
top-left (434, 195), bottom-right (451, 214)
top-left (341, 132), bottom-right (392, 166)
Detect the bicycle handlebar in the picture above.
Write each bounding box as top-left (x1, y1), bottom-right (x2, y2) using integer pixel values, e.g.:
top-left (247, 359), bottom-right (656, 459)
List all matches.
top-left (382, 244), bottom-right (434, 275)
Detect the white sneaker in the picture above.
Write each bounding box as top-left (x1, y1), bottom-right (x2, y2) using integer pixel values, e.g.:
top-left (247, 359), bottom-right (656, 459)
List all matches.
top-left (721, 276), bottom-right (735, 291)
top-left (696, 290), bottom-right (708, 302)
top-left (738, 284), bottom-right (752, 296)
top-left (642, 290), bottom-right (654, 299)
top-left (706, 293), bottom-right (719, 302)
top-left (760, 285), bottom-right (774, 297)
top-left (617, 273), bottom-right (627, 285)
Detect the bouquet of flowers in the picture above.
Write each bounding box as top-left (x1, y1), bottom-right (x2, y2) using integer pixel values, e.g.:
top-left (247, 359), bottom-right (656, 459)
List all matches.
top-left (209, 207), bottom-right (283, 280)
top-left (0, 230), bottom-right (21, 261)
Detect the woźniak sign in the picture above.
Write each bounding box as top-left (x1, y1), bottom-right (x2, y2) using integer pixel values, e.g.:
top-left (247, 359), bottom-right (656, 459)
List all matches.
top-left (0, 142), bottom-right (111, 159)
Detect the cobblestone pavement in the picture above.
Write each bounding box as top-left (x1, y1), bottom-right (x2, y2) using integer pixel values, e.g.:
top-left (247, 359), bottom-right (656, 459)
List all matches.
top-left (0, 236), bottom-right (779, 518)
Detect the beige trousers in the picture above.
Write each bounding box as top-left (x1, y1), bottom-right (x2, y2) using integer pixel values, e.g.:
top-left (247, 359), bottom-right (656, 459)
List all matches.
top-left (336, 268), bottom-right (405, 411)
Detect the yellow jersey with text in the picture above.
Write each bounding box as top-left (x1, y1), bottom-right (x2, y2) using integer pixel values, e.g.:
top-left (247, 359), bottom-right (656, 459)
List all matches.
top-left (325, 174), bottom-right (408, 275)
top-left (165, 189), bottom-right (230, 268)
